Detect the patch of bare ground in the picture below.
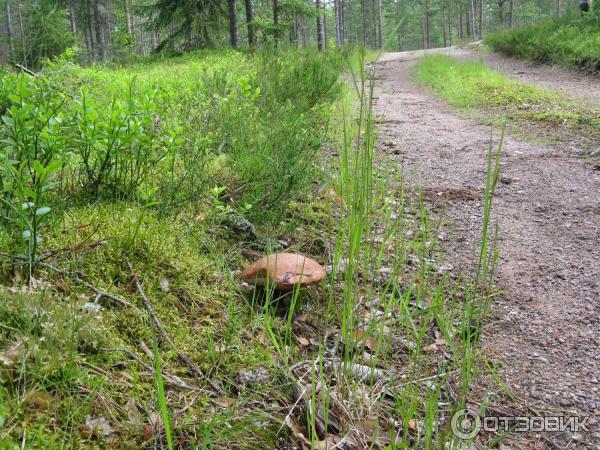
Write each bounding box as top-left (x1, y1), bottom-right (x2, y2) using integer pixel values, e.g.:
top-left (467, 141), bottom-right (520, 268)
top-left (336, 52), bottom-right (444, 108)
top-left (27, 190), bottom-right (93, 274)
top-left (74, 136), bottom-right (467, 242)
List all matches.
top-left (373, 50), bottom-right (600, 449)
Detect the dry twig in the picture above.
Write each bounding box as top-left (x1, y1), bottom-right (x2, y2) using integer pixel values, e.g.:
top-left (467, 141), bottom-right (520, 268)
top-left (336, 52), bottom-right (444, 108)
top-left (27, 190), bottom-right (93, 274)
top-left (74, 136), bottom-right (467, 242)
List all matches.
top-left (38, 261), bottom-right (134, 308)
top-left (113, 348), bottom-right (207, 392)
top-left (125, 257), bottom-right (224, 395)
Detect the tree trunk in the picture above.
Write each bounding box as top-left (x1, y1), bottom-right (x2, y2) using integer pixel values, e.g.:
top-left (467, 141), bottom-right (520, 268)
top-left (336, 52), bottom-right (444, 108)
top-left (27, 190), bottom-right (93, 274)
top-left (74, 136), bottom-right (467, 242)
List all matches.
top-left (448, 11), bottom-right (452, 45)
top-left (290, 17), bottom-right (299, 46)
top-left (396, 0), bottom-right (402, 50)
top-left (334, 0), bottom-right (341, 46)
top-left (442, 0), bottom-right (447, 47)
top-left (228, 0), bottom-right (238, 47)
top-left (68, 1), bottom-right (77, 33)
top-left (85, 0), bottom-right (95, 59)
top-left (478, 0), bottom-right (483, 40)
top-left (124, 0), bottom-right (133, 35)
top-left (421, 0), bottom-right (426, 48)
top-left (93, 0), bottom-right (106, 61)
top-left (459, 4), bottom-right (464, 38)
top-left (361, 0), bottom-right (367, 47)
top-left (498, 0), bottom-right (504, 26)
top-left (508, 0), bottom-right (513, 28)
top-left (17, 1), bottom-right (24, 59)
top-left (422, 0), bottom-right (430, 49)
top-left (244, 0), bottom-right (256, 47)
top-left (301, 17), bottom-right (308, 47)
top-left (466, 2), bottom-right (471, 36)
top-left (324, 7), bottom-right (327, 44)
top-left (5, 1), bottom-right (14, 57)
top-left (273, 0), bottom-right (279, 47)
top-left (375, 0), bottom-right (383, 49)
top-left (469, 0), bottom-right (475, 39)
top-left (555, 0), bottom-right (560, 17)
top-left (340, 0), bottom-right (346, 45)
top-left (316, 0), bottom-right (324, 50)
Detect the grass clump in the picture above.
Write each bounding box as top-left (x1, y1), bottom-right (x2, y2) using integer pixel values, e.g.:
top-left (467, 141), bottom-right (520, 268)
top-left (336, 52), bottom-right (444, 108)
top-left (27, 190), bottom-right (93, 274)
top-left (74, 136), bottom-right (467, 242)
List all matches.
top-left (486, 15), bottom-right (600, 72)
top-left (415, 54), bottom-right (600, 147)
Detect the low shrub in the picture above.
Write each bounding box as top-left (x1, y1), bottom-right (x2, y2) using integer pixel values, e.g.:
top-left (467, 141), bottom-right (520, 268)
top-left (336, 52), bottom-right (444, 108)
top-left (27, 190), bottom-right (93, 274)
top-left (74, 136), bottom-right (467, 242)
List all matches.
top-left (486, 15), bottom-right (600, 72)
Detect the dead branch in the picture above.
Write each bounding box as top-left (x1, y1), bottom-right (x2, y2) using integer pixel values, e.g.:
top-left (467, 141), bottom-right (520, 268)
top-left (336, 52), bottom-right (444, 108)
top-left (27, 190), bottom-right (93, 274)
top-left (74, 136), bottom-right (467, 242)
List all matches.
top-left (14, 63), bottom-right (37, 76)
top-left (125, 257), bottom-right (224, 395)
top-left (38, 261), bottom-right (134, 308)
top-left (114, 348), bottom-right (207, 392)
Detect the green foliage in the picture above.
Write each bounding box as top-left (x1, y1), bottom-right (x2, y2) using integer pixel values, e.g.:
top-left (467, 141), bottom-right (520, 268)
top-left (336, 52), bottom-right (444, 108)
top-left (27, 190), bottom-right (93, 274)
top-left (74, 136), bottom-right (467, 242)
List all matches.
top-left (73, 81), bottom-right (179, 198)
top-left (143, 0), bottom-right (225, 51)
top-left (486, 15), bottom-right (600, 72)
top-left (0, 76), bottom-right (66, 271)
top-left (0, 50), bottom-right (343, 272)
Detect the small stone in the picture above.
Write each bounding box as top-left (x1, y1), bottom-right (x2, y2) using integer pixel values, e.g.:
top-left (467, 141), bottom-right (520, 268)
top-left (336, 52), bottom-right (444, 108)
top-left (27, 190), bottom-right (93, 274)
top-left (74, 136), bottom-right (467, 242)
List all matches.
top-left (559, 398), bottom-right (573, 407)
top-left (236, 367), bottom-right (271, 388)
top-left (575, 391), bottom-right (587, 399)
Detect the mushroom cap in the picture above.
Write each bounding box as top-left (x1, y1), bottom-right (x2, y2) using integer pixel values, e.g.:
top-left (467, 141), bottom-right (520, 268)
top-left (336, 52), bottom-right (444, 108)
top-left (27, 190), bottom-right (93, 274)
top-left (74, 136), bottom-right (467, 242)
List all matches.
top-left (241, 253), bottom-right (326, 290)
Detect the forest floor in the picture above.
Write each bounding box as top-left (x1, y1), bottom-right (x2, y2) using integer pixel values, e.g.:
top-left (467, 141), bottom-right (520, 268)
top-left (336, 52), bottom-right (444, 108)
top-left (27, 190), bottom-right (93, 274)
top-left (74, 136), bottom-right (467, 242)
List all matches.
top-left (374, 48), bottom-right (600, 449)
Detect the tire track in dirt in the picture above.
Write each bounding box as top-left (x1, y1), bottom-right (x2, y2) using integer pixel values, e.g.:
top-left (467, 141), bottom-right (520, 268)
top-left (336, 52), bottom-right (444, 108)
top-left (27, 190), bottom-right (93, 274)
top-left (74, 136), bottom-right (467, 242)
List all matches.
top-left (374, 49), bottom-right (600, 449)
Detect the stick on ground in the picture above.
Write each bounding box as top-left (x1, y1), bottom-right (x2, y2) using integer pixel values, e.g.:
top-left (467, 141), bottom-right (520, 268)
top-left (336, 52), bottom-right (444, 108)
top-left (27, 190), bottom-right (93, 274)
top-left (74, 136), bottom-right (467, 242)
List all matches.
top-left (126, 257), bottom-right (224, 395)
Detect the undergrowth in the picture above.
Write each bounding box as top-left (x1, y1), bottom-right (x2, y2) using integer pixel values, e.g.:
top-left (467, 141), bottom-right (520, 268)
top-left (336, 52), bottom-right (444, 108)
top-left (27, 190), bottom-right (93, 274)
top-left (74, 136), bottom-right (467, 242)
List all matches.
top-left (486, 14), bottom-right (600, 72)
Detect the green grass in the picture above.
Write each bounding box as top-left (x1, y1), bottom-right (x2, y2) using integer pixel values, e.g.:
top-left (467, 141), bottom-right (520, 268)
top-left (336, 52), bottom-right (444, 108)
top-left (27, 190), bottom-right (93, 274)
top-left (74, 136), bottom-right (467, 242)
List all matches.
top-left (414, 54), bottom-right (600, 145)
top-left (486, 15), bottom-right (600, 72)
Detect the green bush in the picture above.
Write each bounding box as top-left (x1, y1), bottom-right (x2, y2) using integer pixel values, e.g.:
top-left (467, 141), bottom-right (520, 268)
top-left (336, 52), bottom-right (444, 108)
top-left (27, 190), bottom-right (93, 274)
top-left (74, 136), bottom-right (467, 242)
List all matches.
top-left (0, 76), bottom-right (66, 268)
top-left (486, 15), bottom-right (600, 72)
top-left (73, 81), bottom-right (179, 198)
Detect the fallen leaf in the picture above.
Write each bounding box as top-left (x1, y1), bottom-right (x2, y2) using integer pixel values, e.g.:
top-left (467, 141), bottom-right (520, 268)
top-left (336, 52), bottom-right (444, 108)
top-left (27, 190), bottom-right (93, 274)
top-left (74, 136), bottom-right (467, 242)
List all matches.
top-left (237, 367), bottom-right (271, 387)
top-left (423, 343), bottom-right (438, 353)
top-left (285, 416), bottom-right (311, 446)
top-left (213, 396), bottom-right (237, 407)
top-left (296, 336), bottom-right (310, 347)
top-left (125, 398), bottom-right (142, 430)
top-left (315, 435), bottom-right (343, 450)
top-left (83, 416), bottom-right (117, 443)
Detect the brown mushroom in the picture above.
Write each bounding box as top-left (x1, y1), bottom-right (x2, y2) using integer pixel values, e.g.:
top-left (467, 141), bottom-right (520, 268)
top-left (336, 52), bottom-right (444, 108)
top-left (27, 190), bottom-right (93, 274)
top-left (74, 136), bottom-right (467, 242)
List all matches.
top-left (241, 253), bottom-right (326, 290)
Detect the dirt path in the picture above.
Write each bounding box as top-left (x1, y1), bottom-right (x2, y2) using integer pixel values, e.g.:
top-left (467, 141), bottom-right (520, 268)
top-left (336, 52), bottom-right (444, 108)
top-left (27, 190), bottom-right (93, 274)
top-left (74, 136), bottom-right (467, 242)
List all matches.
top-left (374, 49), bottom-right (600, 449)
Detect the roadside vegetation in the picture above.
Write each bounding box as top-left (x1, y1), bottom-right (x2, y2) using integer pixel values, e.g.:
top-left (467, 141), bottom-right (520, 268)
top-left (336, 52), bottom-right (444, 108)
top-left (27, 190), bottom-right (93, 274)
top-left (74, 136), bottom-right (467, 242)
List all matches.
top-left (415, 54), bottom-right (600, 149)
top-left (0, 47), bottom-right (505, 448)
top-left (486, 14), bottom-right (600, 72)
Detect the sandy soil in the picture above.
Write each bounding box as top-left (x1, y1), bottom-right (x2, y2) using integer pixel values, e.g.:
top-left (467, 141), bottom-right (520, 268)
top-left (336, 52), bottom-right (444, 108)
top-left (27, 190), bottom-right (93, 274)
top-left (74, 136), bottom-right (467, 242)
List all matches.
top-left (373, 48), bottom-right (600, 449)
